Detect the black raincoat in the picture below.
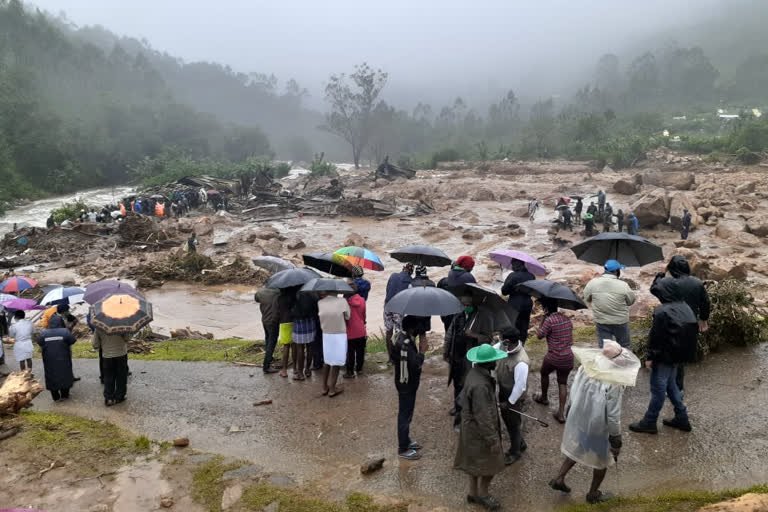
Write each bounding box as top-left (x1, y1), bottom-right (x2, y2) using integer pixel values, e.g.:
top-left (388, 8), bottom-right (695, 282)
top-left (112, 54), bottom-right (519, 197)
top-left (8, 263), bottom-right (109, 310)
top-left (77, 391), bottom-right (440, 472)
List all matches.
top-left (37, 316), bottom-right (76, 391)
top-left (648, 279), bottom-right (698, 364)
top-left (651, 255), bottom-right (710, 321)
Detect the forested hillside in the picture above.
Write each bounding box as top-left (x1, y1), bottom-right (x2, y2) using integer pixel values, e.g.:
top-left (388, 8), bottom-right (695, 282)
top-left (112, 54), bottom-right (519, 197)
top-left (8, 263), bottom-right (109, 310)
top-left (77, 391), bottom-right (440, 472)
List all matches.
top-left (0, 0), bottom-right (272, 209)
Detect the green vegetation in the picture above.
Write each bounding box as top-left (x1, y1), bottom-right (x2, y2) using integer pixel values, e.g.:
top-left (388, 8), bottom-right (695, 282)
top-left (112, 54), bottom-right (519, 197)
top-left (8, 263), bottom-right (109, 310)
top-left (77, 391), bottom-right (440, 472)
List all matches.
top-left (241, 486), bottom-right (408, 512)
top-left (192, 457), bottom-right (245, 512)
top-left (50, 199), bottom-right (90, 224)
top-left (19, 411), bottom-right (148, 476)
top-left (310, 153), bottom-right (339, 176)
top-left (69, 338), bottom-right (266, 364)
top-left (557, 485), bottom-right (768, 512)
top-left (699, 280), bottom-right (768, 357)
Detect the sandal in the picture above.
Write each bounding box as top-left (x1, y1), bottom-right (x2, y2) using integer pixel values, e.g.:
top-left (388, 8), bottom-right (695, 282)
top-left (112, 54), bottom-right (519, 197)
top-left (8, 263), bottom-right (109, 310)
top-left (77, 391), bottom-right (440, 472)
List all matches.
top-left (549, 479), bottom-right (571, 493)
top-left (304, 368), bottom-right (311, 377)
top-left (293, 374), bottom-right (305, 381)
top-left (328, 389), bottom-right (344, 398)
top-left (533, 393), bottom-right (549, 405)
top-left (476, 495), bottom-right (501, 511)
top-left (279, 370), bottom-right (288, 378)
top-left (553, 412), bottom-right (566, 424)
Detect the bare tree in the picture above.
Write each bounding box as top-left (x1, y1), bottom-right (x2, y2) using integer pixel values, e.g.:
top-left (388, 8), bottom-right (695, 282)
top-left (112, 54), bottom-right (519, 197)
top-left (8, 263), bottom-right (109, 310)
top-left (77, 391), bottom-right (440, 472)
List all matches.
top-left (323, 63), bottom-right (388, 168)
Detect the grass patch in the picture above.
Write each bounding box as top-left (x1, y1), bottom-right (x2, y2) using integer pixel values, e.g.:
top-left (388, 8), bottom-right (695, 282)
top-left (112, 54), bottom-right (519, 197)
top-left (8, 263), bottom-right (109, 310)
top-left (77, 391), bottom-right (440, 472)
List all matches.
top-left (240, 485), bottom-right (408, 512)
top-left (69, 338), bottom-right (265, 363)
top-left (557, 485), bottom-right (768, 512)
top-left (192, 456), bottom-right (245, 512)
top-left (19, 410), bottom-right (148, 476)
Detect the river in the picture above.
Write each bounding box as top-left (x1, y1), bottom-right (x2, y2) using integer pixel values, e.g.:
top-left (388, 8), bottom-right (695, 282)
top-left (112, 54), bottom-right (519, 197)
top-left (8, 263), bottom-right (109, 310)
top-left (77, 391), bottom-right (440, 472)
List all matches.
top-left (0, 186), bottom-right (134, 236)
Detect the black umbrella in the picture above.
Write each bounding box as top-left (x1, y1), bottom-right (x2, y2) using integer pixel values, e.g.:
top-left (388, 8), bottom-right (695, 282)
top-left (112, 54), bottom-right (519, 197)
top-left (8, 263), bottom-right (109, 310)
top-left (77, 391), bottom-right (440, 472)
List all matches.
top-left (302, 253), bottom-right (354, 277)
top-left (449, 283), bottom-right (519, 335)
top-left (265, 268), bottom-right (321, 289)
top-left (570, 232), bottom-right (663, 267)
top-left (252, 256), bottom-right (295, 274)
top-left (384, 287), bottom-right (463, 317)
top-left (300, 278), bottom-right (353, 294)
top-left (515, 279), bottom-right (587, 310)
top-left (390, 245), bottom-right (452, 267)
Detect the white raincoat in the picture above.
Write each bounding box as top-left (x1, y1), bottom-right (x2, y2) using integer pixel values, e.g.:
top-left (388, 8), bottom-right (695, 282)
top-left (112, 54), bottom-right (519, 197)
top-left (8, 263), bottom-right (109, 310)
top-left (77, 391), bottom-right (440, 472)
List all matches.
top-left (9, 319), bottom-right (35, 362)
top-left (560, 343), bottom-right (640, 470)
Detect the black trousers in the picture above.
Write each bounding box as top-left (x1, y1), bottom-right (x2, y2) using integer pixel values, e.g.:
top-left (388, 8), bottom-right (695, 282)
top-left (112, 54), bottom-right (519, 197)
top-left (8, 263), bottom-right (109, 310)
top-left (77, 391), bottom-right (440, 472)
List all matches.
top-left (500, 402), bottom-right (525, 455)
top-left (676, 364), bottom-right (685, 392)
top-left (309, 327), bottom-right (324, 370)
top-left (346, 337), bottom-right (367, 374)
top-left (450, 364), bottom-right (465, 427)
top-left (103, 355), bottom-right (129, 402)
top-left (516, 310), bottom-right (532, 345)
top-left (262, 322), bottom-right (279, 371)
top-left (50, 388), bottom-right (70, 401)
top-left (397, 391), bottom-right (417, 453)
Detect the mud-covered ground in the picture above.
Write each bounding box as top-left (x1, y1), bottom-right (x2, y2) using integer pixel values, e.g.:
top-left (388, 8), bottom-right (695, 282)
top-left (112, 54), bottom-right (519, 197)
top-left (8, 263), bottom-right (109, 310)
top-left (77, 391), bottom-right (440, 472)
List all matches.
top-left (14, 341), bottom-right (766, 511)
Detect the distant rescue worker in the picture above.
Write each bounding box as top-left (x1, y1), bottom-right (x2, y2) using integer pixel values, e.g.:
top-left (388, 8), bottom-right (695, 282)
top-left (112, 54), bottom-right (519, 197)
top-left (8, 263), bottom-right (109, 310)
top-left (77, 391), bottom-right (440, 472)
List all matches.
top-left (597, 190), bottom-right (606, 216)
top-left (46, 215), bottom-right (55, 229)
top-left (616, 209), bottom-right (625, 233)
top-left (627, 212), bottom-right (639, 235)
top-left (680, 209), bottom-right (692, 240)
top-left (584, 214), bottom-right (595, 236)
top-left (562, 208), bottom-right (573, 231)
top-left (586, 202), bottom-right (597, 217)
top-left (574, 199), bottom-right (583, 225)
top-left (528, 199), bottom-right (539, 221)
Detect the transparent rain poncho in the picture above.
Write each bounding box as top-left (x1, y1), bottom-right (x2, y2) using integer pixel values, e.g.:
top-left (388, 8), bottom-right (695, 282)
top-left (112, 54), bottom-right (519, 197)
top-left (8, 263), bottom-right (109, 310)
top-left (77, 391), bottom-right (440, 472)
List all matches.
top-left (560, 342), bottom-right (641, 469)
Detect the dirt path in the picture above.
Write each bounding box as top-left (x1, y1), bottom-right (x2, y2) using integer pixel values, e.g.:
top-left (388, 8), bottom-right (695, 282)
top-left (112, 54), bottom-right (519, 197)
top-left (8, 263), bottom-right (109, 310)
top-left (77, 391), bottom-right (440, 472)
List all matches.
top-left (31, 342), bottom-right (768, 511)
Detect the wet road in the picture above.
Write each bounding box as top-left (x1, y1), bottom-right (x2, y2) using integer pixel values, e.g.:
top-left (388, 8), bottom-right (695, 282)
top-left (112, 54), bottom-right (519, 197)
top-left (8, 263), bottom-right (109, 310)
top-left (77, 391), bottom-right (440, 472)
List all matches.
top-left (29, 342), bottom-right (768, 511)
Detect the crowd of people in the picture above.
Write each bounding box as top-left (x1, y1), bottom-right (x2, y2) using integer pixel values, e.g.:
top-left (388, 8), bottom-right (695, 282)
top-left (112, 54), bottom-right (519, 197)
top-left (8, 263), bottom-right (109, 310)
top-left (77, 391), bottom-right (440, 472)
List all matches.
top-left (249, 246), bottom-right (711, 509)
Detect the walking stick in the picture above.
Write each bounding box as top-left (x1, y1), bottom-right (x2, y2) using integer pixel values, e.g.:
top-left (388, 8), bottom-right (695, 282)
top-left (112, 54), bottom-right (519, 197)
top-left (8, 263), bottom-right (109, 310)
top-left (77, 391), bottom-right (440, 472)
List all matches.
top-left (508, 408), bottom-right (549, 427)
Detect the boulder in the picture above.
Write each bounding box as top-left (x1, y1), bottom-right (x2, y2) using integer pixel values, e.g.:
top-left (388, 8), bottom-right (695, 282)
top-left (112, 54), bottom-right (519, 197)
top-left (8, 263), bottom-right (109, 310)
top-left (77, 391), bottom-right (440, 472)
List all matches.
top-left (715, 220), bottom-right (745, 240)
top-left (668, 193), bottom-right (700, 231)
top-left (258, 239), bottom-right (284, 257)
top-left (734, 182), bottom-right (756, 195)
top-left (613, 179), bottom-right (639, 195)
top-left (630, 189), bottom-right (670, 228)
top-left (693, 259), bottom-right (748, 281)
top-left (469, 187), bottom-right (496, 201)
top-left (641, 169), bottom-right (695, 190)
top-left (674, 239), bottom-right (701, 249)
top-left (462, 230), bottom-right (483, 241)
top-left (746, 219), bottom-right (768, 237)
top-left (546, 266), bottom-right (601, 294)
top-left (286, 238), bottom-right (306, 250)
top-left (512, 205), bottom-right (530, 217)
top-left (255, 227), bottom-right (281, 241)
top-left (733, 231), bottom-right (761, 248)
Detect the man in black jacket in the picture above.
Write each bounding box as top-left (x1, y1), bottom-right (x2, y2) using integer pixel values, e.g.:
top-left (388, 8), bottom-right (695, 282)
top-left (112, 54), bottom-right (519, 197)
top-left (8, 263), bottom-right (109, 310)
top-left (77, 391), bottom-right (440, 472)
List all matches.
top-left (392, 316), bottom-right (425, 460)
top-left (650, 255), bottom-right (710, 393)
top-left (630, 280), bottom-right (696, 434)
top-left (501, 259), bottom-right (535, 345)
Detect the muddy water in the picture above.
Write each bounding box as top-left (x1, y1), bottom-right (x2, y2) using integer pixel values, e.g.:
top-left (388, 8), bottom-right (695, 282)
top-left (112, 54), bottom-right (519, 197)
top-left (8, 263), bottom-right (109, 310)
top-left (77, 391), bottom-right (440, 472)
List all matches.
top-left (0, 186), bottom-right (134, 236)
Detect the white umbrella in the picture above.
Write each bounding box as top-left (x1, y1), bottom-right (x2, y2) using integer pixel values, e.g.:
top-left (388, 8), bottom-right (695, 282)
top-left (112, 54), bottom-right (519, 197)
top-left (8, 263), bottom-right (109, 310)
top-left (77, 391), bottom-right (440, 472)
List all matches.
top-left (41, 287), bottom-right (85, 306)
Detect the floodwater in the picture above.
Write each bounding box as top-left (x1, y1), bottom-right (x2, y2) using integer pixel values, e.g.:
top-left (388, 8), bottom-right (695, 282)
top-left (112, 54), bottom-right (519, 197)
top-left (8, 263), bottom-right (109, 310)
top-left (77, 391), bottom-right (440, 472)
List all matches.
top-left (0, 186), bottom-right (134, 236)
top-left (29, 342), bottom-right (768, 511)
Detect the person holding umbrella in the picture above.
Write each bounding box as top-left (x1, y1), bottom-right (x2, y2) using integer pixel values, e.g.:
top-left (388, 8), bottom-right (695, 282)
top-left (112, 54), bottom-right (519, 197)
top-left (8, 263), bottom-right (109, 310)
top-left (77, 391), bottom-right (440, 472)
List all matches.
top-left (583, 260), bottom-right (636, 349)
top-left (317, 287), bottom-right (351, 397)
top-left (92, 326), bottom-right (131, 406)
top-left (494, 327), bottom-right (530, 466)
top-left (384, 263), bottom-right (414, 362)
top-left (254, 285), bottom-right (281, 374)
top-left (443, 295), bottom-right (481, 429)
top-left (391, 315), bottom-right (426, 460)
top-left (9, 310), bottom-right (35, 371)
top-left (38, 315), bottom-right (77, 401)
top-left (501, 259), bottom-right (535, 345)
top-left (549, 341), bottom-right (639, 504)
top-left (454, 343), bottom-right (508, 511)
top-left (533, 298), bottom-right (574, 424)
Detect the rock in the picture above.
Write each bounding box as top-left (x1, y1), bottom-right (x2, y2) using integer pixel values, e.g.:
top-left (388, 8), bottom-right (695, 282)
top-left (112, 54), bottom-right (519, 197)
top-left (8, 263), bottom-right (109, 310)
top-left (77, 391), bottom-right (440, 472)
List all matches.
top-left (630, 189), bottom-right (669, 228)
top-left (360, 457), bottom-right (386, 474)
top-left (469, 187), bottom-right (496, 201)
top-left (674, 239), bottom-right (701, 249)
top-left (188, 454), bottom-right (215, 464)
top-left (696, 206), bottom-right (720, 221)
top-left (641, 169), bottom-right (695, 190)
top-left (699, 492), bottom-right (768, 511)
top-left (668, 192), bottom-right (700, 231)
top-left (344, 232), bottom-right (369, 248)
top-left (266, 473), bottom-right (296, 487)
top-left (255, 227), bottom-right (281, 240)
top-left (602, 165), bottom-right (614, 173)
top-left (546, 266), bottom-right (601, 293)
top-left (746, 220), bottom-right (768, 237)
top-left (244, 232), bottom-right (257, 243)
top-left (258, 239), bottom-right (284, 257)
top-left (213, 229), bottom-right (234, 246)
top-left (172, 437), bottom-right (189, 447)
top-left (89, 505), bottom-right (109, 512)
top-left (512, 205), bottom-right (530, 217)
top-left (462, 230), bottom-right (483, 241)
top-left (715, 220), bottom-right (746, 240)
top-left (160, 497), bottom-right (175, 508)
top-left (221, 484), bottom-right (243, 510)
top-left (286, 238), bottom-right (305, 250)
top-left (734, 182), bottom-right (756, 195)
top-left (694, 259), bottom-right (748, 281)
top-left (263, 502), bottom-right (280, 512)
top-left (733, 231), bottom-right (761, 248)
top-left (222, 464), bottom-right (264, 481)
top-left (613, 179), bottom-right (638, 195)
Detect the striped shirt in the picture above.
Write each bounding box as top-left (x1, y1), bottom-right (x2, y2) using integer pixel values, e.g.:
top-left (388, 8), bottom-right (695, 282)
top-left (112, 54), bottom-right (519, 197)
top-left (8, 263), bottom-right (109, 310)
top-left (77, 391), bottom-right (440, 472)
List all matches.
top-left (536, 312), bottom-right (574, 363)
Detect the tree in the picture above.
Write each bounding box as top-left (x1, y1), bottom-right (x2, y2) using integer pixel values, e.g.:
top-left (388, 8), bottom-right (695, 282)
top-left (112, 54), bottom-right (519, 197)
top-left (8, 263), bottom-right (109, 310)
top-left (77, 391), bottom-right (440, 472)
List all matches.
top-left (594, 53), bottom-right (622, 93)
top-left (323, 63), bottom-right (388, 168)
top-left (487, 89), bottom-right (520, 137)
top-left (661, 47), bottom-right (719, 103)
top-left (627, 52), bottom-right (660, 106)
top-left (527, 99), bottom-right (556, 157)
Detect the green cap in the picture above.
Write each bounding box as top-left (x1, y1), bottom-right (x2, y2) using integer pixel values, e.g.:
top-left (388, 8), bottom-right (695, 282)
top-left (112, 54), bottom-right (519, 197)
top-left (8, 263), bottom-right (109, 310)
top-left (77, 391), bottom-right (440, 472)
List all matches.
top-left (466, 343), bottom-right (508, 364)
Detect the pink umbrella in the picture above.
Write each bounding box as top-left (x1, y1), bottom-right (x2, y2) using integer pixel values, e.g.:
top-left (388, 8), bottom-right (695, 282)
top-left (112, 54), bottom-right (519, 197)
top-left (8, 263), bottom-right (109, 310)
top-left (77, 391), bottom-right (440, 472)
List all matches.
top-left (489, 249), bottom-right (547, 276)
top-left (1, 298), bottom-right (45, 311)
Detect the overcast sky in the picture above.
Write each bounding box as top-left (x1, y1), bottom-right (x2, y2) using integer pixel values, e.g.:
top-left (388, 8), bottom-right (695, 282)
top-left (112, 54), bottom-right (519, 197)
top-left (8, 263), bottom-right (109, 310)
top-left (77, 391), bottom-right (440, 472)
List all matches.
top-left (30, 0), bottom-right (726, 108)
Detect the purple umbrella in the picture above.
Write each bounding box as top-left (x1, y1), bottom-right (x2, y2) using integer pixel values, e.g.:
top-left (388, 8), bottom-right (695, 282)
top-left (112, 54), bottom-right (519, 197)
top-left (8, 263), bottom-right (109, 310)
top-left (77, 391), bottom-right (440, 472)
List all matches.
top-left (83, 280), bottom-right (144, 305)
top-left (489, 249), bottom-right (548, 276)
top-left (1, 298), bottom-right (45, 311)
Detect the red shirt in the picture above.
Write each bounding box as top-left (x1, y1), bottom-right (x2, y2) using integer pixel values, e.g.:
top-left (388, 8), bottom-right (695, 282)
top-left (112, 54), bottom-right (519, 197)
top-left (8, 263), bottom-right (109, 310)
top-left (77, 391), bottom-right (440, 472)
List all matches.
top-left (536, 312), bottom-right (574, 363)
top-left (346, 294), bottom-right (367, 339)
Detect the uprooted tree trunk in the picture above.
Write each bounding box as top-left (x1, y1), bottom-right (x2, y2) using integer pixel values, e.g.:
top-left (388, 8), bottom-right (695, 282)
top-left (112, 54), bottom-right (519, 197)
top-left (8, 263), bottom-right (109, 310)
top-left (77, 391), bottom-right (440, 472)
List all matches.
top-left (0, 371), bottom-right (44, 415)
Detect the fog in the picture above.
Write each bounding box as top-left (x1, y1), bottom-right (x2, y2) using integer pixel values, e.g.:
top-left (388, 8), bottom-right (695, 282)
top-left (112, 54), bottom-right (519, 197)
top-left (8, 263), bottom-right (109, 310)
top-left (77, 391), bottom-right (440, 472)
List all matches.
top-left (32, 0), bottom-right (727, 109)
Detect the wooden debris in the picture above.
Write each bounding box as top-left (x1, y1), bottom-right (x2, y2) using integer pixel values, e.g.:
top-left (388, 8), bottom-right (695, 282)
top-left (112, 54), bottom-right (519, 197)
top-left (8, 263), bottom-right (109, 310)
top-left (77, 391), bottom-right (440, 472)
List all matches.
top-left (0, 371), bottom-right (43, 415)
top-left (233, 361), bottom-right (259, 367)
top-left (39, 460), bottom-right (65, 478)
top-left (0, 427), bottom-right (20, 441)
top-left (360, 457), bottom-right (386, 474)
top-left (252, 399), bottom-right (272, 407)
top-left (172, 438), bottom-right (190, 447)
